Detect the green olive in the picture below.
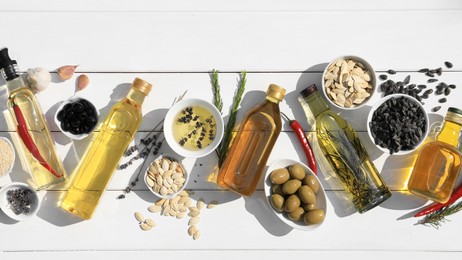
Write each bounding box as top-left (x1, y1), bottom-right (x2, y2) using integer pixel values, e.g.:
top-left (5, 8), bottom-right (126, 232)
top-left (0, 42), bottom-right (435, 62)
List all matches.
top-left (303, 209), bottom-right (325, 225)
top-left (288, 207), bottom-right (305, 221)
top-left (270, 168), bottom-right (290, 184)
top-left (298, 185), bottom-right (316, 204)
top-left (282, 179), bottom-right (302, 195)
top-left (284, 194), bottom-right (300, 213)
top-left (288, 163), bottom-right (306, 180)
top-left (270, 194), bottom-right (285, 212)
top-left (271, 184), bottom-right (284, 195)
top-left (303, 175), bottom-right (320, 194)
top-left (302, 202), bottom-right (316, 211)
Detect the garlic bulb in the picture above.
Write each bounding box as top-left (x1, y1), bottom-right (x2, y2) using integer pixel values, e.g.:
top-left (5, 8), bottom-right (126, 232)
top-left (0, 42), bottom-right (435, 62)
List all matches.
top-left (26, 67), bottom-right (51, 92)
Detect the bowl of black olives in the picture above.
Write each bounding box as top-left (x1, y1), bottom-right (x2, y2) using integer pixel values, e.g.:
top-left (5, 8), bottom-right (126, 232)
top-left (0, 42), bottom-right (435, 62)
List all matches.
top-left (55, 96), bottom-right (99, 140)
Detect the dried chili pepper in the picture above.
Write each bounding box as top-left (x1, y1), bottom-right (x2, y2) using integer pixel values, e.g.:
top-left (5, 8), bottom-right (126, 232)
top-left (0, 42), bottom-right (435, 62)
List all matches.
top-left (281, 112), bottom-right (317, 174)
top-left (12, 103), bottom-right (62, 178)
top-left (414, 182), bottom-right (462, 217)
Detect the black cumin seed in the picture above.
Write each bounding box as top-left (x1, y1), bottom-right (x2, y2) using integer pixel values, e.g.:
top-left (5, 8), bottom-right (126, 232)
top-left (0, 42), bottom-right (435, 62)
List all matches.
top-left (427, 78), bottom-right (438, 83)
top-left (379, 74), bottom-right (388, 80)
top-left (445, 61), bottom-right (453, 69)
top-left (404, 75), bottom-right (411, 85)
top-left (417, 84), bottom-right (427, 89)
top-left (449, 84), bottom-right (456, 89)
top-left (426, 71), bottom-right (435, 77)
top-left (387, 69), bottom-right (396, 75)
top-left (438, 98), bottom-right (447, 103)
top-left (432, 106), bottom-right (442, 112)
top-left (444, 88), bottom-right (451, 96)
top-left (418, 68), bottom-right (429, 73)
top-left (436, 67), bottom-right (443, 76)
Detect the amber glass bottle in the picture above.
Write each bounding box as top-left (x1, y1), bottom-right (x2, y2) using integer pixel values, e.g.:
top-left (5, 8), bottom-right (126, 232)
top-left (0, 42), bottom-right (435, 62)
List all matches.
top-left (60, 78), bottom-right (152, 220)
top-left (408, 107), bottom-right (462, 203)
top-left (217, 84), bottom-right (286, 196)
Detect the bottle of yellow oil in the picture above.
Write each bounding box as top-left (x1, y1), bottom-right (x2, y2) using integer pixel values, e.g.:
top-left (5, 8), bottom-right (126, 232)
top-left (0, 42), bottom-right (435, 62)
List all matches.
top-left (59, 77), bottom-right (152, 220)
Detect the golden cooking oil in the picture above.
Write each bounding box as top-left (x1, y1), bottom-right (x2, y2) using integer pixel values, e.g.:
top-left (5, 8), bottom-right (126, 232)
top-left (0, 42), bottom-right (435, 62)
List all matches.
top-left (217, 84), bottom-right (285, 196)
top-left (59, 78), bottom-right (152, 220)
top-left (173, 105), bottom-right (216, 150)
top-left (408, 107), bottom-right (462, 203)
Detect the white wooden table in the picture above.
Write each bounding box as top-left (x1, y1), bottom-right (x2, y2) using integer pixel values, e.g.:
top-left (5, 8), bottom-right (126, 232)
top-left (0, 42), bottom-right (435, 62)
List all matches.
top-left (1, 0), bottom-right (462, 258)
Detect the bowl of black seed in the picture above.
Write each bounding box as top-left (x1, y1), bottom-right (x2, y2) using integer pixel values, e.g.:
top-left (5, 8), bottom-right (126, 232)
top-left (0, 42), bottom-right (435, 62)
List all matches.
top-left (367, 94), bottom-right (429, 155)
top-left (0, 182), bottom-right (41, 221)
top-left (55, 96), bottom-right (99, 140)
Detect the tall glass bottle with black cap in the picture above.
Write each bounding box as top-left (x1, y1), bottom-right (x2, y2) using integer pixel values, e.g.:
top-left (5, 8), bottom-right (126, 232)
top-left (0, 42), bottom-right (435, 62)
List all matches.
top-left (0, 48), bottom-right (67, 189)
top-left (408, 107), bottom-right (462, 203)
top-left (300, 84), bottom-right (391, 213)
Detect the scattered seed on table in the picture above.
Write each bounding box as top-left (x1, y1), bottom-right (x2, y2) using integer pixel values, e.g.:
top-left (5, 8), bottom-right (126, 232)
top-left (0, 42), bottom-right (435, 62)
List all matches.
top-left (404, 75), bottom-right (411, 85)
top-left (387, 69), bottom-right (396, 74)
top-left (135, 212), bottom-right (145, 223)
top-left (445, 61), bottom-right (453, 69)
top-left (418, 68), bottom-right (429, 73)
top-left (427, 78), bottom-right (438, 83)
top-left (449, 84), bottom-right (456, 89)
top-left (426, 71), bottom-right (435, 77)
top-left (432, 106), bottom-right (442, 112)
top-left (444, 88), bottom-right (451, 96)
top-left (408, 84), bottom-right (416, 89)
top-left (423, 89), bottom-right (433, 96)
top-left (435, 90), bottom-right (444, 95)
top-left (439, 98), bottom-right (447, 103)
top-left (417, 84), bottom-right (427, 89)
top-left (379, 74), bottom-right (388, 80)
top-left (436, 67), bottom-right (443, 76)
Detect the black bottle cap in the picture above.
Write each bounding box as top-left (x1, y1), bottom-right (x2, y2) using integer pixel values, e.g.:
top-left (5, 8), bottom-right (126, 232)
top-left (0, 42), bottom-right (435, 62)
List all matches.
top-left (0, 48), bottom-right (19, 80)
top-left (300, 84), bottom-right (318, 98)
top-left (448, 107), bottom-right (462, 116)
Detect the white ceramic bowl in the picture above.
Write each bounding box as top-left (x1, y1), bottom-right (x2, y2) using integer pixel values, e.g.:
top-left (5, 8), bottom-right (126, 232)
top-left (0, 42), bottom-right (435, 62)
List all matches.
top-left (322, 55), bottom-right (377, 110)
top-left (0, 137), bottom-right (15, 176)
top-left (54, 95), bottom-right (99, 140)
top-left (144, 154), bottom-right (189, 199)
top-left (367, 93), bottom-right (429, 155)
top-left (264, 159), bottom-right (327, 231)
top-left (0, 182), bottom-right (41, 221)
top-left (163, 98), bottom-right (224, 158)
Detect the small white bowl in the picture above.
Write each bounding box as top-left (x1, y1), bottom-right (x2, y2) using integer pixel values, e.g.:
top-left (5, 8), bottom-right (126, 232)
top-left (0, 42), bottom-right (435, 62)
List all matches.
top-left (367, 93), bottom-right (429, 155)
top-left (0, 137), bottom-right (15, 176)
top-left (264, 159), bottom-right (327, 231)
top-left (0, 182), bottom-right (41, 221)
top-left (164, 98), bottom-right (224, 158)
top-left (54, 95), bottom-right (99, 140)
top-left (144, 154), bottom-right (189, 199)
top-left (322, 55), bottom-right (377, 110)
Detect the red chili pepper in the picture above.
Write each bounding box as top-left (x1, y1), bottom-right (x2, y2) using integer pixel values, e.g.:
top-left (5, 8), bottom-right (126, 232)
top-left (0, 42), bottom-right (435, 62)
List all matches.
top-left (281, 112), bottom-right (317, 175)
top-left (414, 183), bottom-right (462, 217)
top-left (12, 103), bottom-right (62, 178)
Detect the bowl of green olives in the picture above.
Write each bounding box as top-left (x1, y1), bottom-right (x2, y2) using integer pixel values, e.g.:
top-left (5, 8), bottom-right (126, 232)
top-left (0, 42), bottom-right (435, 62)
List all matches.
top-left (264, 159), bottom-right (327, 231)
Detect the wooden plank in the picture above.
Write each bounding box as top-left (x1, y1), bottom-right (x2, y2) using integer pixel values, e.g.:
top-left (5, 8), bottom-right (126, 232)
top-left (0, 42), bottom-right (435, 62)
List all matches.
top-left (0, 11), bottom-right (461, 71)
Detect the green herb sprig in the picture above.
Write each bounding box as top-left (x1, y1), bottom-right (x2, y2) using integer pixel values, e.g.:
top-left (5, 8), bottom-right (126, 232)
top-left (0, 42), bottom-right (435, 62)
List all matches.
top-left (210, 70), bottom-right (247, 167)
top-left (417, 200), bottom-right (462, 229)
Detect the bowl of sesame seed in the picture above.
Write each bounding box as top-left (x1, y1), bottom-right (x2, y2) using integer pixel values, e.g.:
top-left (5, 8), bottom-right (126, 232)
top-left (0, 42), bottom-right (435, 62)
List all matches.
top-left (0, 182), bottom-right (41, 221)
top-left (0, 137), bottom-right (15, 177)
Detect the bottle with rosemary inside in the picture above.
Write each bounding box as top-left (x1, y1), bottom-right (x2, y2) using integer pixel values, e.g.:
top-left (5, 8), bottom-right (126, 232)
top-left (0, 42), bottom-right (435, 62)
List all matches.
top-left (217, 84), bottom-right (286, 196)
top-left (301, 84), bottom-right (391, 213)
top-left (408, 107), bottom-right (462, 203)
top-left (59, 78), bottom-right (152, 220)
top-left (0, 48), bottom-right (67, 189)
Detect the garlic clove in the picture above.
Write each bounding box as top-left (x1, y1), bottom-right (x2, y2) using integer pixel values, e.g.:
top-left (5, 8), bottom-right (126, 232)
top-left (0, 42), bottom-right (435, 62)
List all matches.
top-left (57, 65), bottom-right (78, 81)
top-left (27, 67), bottom-right (51, 92)
top-left (77, 74), bottom-right (90, 92)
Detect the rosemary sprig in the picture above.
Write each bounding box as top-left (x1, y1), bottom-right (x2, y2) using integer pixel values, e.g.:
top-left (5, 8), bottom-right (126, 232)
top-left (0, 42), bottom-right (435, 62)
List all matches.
top-left (417, 200), bottom-right (462, 228)
top-left (211, 69), bottom-right (223, 113)
top-left (217, 70), bottom-right (247, 167)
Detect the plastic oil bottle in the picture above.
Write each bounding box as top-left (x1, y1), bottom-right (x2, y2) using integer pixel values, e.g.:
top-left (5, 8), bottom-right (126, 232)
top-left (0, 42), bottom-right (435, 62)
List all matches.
top-left (217, 84), bottom-right (286, 196)
top-left (0, 48), bottom-right (67, 189)
top-left (59, 78), bottom-right (152, 220)
top-left (408, 107), bottom-right (462, 203)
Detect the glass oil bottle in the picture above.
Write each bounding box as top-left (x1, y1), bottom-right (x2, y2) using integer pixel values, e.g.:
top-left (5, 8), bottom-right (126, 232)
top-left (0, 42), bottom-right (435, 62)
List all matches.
top-left (217, 84), bottom-right (286, 196)
top-left (408, 107), bottom-right (462, 203)
top-left (0, 48), bottom-right (67, 189)
top-left (301, 84), bottom-right (391, 213)
top-left (59, 78), bottom-right (152, 220)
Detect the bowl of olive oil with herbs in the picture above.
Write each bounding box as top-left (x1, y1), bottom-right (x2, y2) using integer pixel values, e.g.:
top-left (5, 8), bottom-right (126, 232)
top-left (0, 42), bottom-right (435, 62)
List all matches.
top-left (164, 98), bottom-right (224, 158)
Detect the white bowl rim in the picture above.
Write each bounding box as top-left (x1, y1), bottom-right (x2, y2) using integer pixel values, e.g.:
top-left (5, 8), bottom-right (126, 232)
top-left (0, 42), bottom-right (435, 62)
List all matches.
top-left (54, 95), bottom-right (99, 141)
top-left (264, 158), bottom-right (327, 231)
top-left (322, 55), bottom-right (377, 110)
top-left (163, 98), bottom-right (224, 158)
top-left (366, 93), bottom-right (430, 156)
top-left (0, 137), bottom-right (15, 176)
top-left (144, 153), bottom-right (189, 199)
top-left (0, 182), bottom-right (41, 221)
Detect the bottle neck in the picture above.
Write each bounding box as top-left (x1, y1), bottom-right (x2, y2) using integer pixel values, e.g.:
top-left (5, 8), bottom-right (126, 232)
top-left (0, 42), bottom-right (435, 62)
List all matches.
top-left (303, 91), bottom-right (329, 117)
top-left (266, 95), bottom-right (280, 104)
top-left (126, 88), bottom-right (147, 107)
top-left (437, 120), bottom-right (462, 147)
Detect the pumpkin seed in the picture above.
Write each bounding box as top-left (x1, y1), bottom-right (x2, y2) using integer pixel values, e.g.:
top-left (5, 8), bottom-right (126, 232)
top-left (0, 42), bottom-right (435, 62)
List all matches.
top-left (140, 223), bottom-right (152, 231)
top-left (188, 225), bottom-right (197, 236)
top-left (148, 205), bottom-right (162, 213)
top-left (145, 218), bottom-right (156, 227)
top-left (193, 230), bottom-right (201, 240)
top-left (189, 216), bottom-right (200, 225)
top-left (207, 200), bottom-right (218, 209)
top-left (135, 212), bottom-right (144, 223)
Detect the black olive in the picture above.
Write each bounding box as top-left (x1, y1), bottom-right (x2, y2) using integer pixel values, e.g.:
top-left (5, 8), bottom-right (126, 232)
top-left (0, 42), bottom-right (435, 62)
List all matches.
top-left (61, 121), bottom-right (70, 131)
top-left (71, 119), bottom-right (81, 128)
top-left (66, 110), bottom-right (75, 119)
top-left (63, 103), bottom-right (71, 111)
top-left (81, 125), bottom-right (90, 133)
top-left (79, 111), bottom-right (88, 120)
top-left (57, 110), bottom-right (65, 121)
top-left (72, 102), bottom-right (84, 112)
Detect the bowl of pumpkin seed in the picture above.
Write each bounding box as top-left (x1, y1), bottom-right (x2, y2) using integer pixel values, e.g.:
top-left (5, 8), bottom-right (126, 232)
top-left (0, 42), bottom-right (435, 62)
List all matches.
top-left (322, 55), bottom-right (377, 110)
top-left (144, 154), bottom-right (189, 199)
